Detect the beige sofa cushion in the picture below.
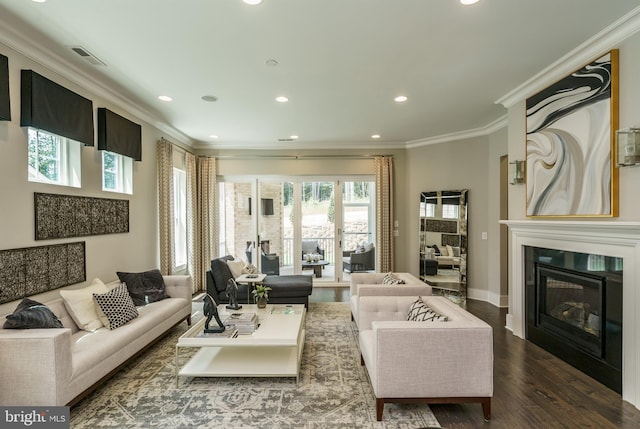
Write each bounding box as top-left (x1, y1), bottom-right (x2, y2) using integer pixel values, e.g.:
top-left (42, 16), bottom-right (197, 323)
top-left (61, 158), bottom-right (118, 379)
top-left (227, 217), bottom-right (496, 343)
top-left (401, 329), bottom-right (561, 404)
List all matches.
top-left (60, 278), bottom-right (109, 332)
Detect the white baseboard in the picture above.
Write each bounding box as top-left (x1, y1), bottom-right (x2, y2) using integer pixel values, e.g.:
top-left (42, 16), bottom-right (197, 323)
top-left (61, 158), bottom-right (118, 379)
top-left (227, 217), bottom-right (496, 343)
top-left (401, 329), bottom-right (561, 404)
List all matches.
top-left (467, 287), bottom-right (509, 308)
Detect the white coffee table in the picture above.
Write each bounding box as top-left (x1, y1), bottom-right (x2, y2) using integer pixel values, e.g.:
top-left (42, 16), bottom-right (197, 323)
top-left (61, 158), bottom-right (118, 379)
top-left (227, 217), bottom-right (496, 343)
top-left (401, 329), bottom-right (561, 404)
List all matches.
top-left (176, 304), bottom-right (306, 385)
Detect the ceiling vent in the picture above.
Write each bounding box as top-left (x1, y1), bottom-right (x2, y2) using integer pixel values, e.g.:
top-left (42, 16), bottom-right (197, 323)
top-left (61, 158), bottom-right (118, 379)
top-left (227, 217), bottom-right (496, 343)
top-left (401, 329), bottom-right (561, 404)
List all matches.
top-left (70, 46), bottom-right (106, 66)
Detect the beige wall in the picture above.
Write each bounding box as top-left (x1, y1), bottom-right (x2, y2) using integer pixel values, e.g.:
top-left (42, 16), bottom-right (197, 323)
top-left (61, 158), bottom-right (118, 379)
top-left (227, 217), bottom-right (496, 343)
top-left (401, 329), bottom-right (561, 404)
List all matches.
top-left (0, 43), bottom-right (171, 286)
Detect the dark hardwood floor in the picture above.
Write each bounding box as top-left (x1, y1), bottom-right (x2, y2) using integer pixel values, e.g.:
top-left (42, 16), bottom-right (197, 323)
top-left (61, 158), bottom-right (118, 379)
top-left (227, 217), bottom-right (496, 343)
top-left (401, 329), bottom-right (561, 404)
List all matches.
top-left (311, 287), bottom-right (640, 428)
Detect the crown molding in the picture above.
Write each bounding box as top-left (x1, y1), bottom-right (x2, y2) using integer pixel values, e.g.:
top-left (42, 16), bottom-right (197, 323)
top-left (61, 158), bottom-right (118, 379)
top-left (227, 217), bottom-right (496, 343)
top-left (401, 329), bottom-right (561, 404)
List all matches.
top-left (0, 16), bottom-right (193, 146)
top-left (405, 115), bottom-right (507, 149)
top-left (496, 6), bottom-right (640, 109)
top-left (191, 139), bottom-right (408, 151)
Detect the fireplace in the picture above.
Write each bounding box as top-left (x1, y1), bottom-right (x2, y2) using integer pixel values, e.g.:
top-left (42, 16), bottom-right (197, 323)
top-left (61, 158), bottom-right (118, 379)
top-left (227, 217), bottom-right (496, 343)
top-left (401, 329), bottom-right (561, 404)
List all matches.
top-left (525, 247), bottom-right (622, 392)
top-left (503, 220), bottom-right (640, 409)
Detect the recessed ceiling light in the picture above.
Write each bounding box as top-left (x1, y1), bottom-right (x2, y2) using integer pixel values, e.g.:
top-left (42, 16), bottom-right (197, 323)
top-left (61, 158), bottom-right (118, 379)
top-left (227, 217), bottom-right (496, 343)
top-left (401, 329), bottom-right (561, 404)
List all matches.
top-left (201, 95), bottom-right (218, 102)
top-left (158, 95), bottom-right (173, 102)
top-left (394, 95), bottom-right (408, 103)
top-left (371, 134), bottom-right (381, 139)
top-left (32, 0), bottom-right (46, 3)
top-left (290, 135), bottom-right (299, 140)
top-left (276, 96), bottom-right (289, 103)
top-left (243, 0), bottom-right (263, 5)
top-left (209, 135), bottom-right (219, 139)
top-left (460, 0), bottom-right (479, 4)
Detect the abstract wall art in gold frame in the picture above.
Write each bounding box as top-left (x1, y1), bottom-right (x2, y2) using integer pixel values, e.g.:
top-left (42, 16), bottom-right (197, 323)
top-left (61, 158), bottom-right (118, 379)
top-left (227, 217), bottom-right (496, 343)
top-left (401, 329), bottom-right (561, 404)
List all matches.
top-left (526, 50), bottom-right (618, 217)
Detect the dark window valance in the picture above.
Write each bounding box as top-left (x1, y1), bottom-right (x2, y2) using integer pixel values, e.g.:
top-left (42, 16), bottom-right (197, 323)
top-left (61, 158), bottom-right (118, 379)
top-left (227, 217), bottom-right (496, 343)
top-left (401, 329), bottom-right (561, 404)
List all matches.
top-left (97, 108), bottom-right (142, 161)
top-left (441, 191), bottom-right (461, 206)
top-left (0, 54), bottom-right (10, 121)
top-left (20, 70), bottom-right (94, 146)
top-left (421, 191), bottom-right (437, 202)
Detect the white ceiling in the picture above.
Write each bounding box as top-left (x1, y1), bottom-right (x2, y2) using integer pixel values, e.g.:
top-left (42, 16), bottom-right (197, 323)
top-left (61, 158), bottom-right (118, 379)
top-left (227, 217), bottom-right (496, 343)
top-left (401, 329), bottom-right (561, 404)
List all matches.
top-left (0, 0), bottom-right (639, 149)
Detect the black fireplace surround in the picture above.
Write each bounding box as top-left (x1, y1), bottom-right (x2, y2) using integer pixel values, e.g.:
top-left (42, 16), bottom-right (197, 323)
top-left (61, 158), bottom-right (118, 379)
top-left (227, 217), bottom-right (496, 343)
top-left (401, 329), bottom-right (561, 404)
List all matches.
top-left (525, 246), bottom-right (622, 393)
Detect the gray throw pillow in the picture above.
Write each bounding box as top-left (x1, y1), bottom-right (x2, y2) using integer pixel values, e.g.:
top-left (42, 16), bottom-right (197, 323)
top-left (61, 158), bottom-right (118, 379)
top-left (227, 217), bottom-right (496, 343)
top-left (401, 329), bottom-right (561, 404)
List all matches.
top-left (117, 269), bottom-right (169, 306)
top-left (3, 298), bottom-right (63, 329)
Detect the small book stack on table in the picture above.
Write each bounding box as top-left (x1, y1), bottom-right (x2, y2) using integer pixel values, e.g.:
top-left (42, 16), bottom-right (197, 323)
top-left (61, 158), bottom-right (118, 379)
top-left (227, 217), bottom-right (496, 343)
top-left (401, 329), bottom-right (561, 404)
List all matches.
top-left (224, 312), bottom-right (259, 334)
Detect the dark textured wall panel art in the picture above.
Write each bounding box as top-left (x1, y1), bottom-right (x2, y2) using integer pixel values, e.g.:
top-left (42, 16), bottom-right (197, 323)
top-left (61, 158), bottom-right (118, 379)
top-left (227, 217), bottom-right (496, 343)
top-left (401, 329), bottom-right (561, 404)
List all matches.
top-left (0, 242), bottom-right (86, 304)
top-left (34, 193), bottom-right (129, 240)
top-left (424, 219), bottom-right (458, 234)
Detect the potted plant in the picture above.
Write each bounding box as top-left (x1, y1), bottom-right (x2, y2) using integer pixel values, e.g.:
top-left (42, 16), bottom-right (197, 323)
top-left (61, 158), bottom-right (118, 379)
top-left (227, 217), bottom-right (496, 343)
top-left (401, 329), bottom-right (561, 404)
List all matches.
top-left (252, 285), bottom-right (272, 308)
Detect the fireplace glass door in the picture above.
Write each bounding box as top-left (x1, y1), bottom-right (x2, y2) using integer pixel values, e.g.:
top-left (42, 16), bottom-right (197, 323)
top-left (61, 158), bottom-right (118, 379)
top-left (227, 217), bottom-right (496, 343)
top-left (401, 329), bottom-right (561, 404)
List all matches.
top-left (536, 264), bottom-right (604, 357)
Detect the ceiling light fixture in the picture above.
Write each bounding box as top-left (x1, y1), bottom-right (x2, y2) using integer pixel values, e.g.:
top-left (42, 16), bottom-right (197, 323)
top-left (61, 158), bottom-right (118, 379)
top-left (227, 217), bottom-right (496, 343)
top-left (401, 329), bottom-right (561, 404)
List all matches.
top-left (209, 135), bottom-right (219, 139)
top-left (460, 0), bottom-right (480, 5)
top-left (290, 135), bottom-right (299, 140)
top-left (32, 0), bottom-right (46, 3)
top-left (201, 95), bottom-right (218, 102)
top-left (371, 134), bottom-right (381, 139)
top-left (394, 95), bottom-right (408, 102)
top-left (158, 95), bottom-right (173, 102)
top-left (276, 96), bottom-right (289, 103)
top-left (243, 0), bottom-right (263, 5)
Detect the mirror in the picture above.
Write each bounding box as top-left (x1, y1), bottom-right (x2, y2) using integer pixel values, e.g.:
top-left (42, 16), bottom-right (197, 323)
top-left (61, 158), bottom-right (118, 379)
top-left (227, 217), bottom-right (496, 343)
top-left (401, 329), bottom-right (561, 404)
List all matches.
top-left (419, 189), bottom-right (468, 305)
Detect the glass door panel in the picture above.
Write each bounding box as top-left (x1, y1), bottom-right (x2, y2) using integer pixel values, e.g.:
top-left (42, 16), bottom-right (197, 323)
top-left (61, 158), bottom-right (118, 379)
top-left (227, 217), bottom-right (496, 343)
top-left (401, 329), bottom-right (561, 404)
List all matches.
top-left (257, 180), bottom-right (286, 275)
top-left (218, 181), bottom-right (254, 263)
top-left (301, 181), bottom-right (336, 282)
top-left (342, 181), bottom-right (375, 282)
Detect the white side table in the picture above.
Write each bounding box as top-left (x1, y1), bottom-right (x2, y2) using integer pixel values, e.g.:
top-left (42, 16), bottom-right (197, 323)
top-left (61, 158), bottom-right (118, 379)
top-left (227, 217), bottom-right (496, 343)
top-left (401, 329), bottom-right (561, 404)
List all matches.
top-left (235, 273), bottom-right (267, 304)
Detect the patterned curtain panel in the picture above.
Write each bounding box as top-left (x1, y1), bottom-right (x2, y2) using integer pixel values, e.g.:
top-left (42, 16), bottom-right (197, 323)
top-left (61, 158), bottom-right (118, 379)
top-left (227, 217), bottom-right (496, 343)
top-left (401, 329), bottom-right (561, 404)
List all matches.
top-left (375, 156), bottom-right (394, 272)
top-left (157, 138), bottom-right (175, 274)
top-left (197, 157), bottom-right (217, 291)
top-left (185, 152), bottom-right (197, 292)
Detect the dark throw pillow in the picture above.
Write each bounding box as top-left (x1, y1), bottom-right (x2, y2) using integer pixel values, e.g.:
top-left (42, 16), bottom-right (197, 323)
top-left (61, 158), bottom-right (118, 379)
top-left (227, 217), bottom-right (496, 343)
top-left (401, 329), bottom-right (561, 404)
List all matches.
top-left (117, 269), bottom-right (169, 306)
top-left (93, 283), bottom-right (139, 330)
top-left (3, 298), bottom-right (64, 329)
top-left (210, 257), bottom-right (234, 293)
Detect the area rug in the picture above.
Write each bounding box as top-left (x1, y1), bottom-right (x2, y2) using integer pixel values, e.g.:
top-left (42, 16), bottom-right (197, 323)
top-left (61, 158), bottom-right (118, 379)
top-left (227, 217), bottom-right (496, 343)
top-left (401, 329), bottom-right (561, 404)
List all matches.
top-left (71, 302), bottom-right (441, 428)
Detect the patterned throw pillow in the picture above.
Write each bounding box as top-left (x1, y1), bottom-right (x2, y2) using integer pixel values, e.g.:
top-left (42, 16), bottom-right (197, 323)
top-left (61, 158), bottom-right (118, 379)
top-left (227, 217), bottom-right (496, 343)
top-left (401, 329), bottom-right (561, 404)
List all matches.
top-left (407, 297), bottom-right (448, 322)
top-left (382, 272), bottom-right (406, 285)
top-left (93, 284), bottom-right (139, 330)
top-left (3, 298), bottom-right (63, 329)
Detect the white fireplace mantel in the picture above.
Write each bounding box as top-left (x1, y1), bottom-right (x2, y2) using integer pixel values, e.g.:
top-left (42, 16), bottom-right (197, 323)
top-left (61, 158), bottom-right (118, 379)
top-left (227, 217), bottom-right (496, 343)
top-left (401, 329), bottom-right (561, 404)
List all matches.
top-left (501, 219), bottom-right (640, 410)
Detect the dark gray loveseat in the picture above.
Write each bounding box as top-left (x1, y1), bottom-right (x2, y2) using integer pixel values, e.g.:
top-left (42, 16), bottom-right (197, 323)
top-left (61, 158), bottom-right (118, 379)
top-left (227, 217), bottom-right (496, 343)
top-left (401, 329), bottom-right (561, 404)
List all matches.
top-left (206, 256), bottom-right (313, 308)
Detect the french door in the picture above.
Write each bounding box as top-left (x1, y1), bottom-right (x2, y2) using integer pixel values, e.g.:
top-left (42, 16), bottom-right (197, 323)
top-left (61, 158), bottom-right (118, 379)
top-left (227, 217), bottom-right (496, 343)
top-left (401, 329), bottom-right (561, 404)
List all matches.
top-left (218, 177), bottom-right (375, 284)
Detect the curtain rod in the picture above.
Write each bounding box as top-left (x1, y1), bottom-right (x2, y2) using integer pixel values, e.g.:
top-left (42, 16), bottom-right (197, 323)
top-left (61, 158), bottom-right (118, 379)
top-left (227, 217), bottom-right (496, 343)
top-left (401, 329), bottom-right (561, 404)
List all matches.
top-left (204, 154), bottom-right (393, 160)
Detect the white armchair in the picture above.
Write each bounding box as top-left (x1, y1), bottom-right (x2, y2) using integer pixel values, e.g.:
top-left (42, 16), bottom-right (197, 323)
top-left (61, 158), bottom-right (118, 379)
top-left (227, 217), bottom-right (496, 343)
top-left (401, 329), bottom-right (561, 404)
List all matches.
top-left (358, 295), bottom-right (493, 421)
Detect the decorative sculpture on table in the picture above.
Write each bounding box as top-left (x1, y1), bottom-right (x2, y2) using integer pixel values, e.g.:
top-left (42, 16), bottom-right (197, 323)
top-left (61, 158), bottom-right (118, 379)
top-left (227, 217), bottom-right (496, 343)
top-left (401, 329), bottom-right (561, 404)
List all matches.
top-left (225, 278), bottom-right (242, 310)
top-left (203, 294), bottom-right (225, 333)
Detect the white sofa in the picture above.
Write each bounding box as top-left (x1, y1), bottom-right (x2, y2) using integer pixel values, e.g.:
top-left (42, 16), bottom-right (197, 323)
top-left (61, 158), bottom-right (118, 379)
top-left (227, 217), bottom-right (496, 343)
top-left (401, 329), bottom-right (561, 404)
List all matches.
top-left (358, 295), bottom-right (493, 421)
top-left (349, 272), bottom-right (432, 328)
top-left (0, 275), bottom-right (192, 406)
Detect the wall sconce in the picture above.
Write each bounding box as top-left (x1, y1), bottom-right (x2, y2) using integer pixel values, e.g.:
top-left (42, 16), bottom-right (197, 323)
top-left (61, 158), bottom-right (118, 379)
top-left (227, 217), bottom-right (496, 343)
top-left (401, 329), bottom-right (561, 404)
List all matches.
top-left (616, 128), bottom-right (640, 166)
top-left (509, 160), bottom-right (526, 185)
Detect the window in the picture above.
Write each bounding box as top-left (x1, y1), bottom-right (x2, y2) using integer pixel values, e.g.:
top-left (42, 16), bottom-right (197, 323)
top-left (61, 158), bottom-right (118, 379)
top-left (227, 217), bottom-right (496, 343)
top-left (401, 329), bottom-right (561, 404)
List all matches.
top-left (28, 128), bottom-right (81, 187)
top-left (420, 202), bottom-right (436, 218)
top-left (102, 151), bottom-right (133, 194)
top-left (173, 167), bottom-right (187, 270)
top-left (442, 204), bottom-right (459, 219)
